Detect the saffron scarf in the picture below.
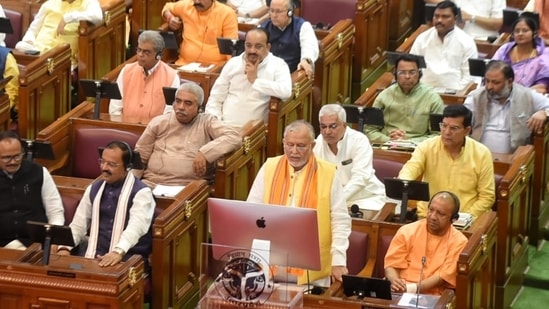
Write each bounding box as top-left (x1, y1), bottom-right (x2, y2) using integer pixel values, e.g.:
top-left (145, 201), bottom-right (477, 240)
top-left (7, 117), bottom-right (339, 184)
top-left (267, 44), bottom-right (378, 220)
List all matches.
top-left (267, 154), bottom-right (318, 209)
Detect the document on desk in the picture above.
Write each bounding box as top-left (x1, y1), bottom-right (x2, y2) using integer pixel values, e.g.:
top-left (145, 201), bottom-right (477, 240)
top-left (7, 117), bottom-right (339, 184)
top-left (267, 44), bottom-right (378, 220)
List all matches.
top-left (398, 292), bottom-right (440, 308)
top-left (152, 185), bottom-right (185, 197)
top-left (178, 62), bottom-right (214, 72)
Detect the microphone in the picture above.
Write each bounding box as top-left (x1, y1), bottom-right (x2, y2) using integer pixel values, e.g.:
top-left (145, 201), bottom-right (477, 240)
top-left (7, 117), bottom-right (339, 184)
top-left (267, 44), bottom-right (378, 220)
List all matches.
top-left (416, 256), bottom-right (426, 308)
top-left (349, 204), bottom-right (364, 218)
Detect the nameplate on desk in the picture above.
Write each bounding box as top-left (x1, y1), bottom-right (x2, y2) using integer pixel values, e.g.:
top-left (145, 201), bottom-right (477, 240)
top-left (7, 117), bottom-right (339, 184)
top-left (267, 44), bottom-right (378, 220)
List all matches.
top-left (47, 270), bottom-right (76, 278)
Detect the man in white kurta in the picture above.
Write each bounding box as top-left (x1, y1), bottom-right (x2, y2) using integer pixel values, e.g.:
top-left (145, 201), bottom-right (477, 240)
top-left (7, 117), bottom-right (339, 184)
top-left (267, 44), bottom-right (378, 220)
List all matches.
top-left (313, 104), bottom-right (386, 211)
top-left (453, 0), bottom-right (505, 39)
top-left (205, 27), bottom-right (292, 129)
top-left (411, 1), bottom-right (477, 91)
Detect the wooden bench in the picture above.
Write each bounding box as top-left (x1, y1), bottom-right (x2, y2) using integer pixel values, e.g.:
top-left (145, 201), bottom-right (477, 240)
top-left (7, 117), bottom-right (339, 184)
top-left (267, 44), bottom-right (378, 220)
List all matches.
top-left (0, 81), bottom-right (11, 131)
top-left (305, 210), bottom-right (497, 309)
top-left (13, 44), bottom-right (73, 139)
top-left (2, 0), bottom-right (128, 99)
top-left (53, 175), bottom-right (210, 309)
top-left (35, 102), bottom-right (266, 200)
top-left (372, 145), bottom-right (534, 309)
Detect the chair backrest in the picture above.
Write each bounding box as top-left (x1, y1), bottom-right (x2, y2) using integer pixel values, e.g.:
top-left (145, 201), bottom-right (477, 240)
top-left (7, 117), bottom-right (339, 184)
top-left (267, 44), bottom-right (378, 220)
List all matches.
top-left (346, 230), bottom-right (369, 275)
top-left (71, 127), bottom-right (141, 179)
top-left (372, 157), bottom-right (405, 184)
top-left (62, 195), bottom-right (81, 224)
top-left (375, 234), bottom-right (394, 278)
top-left (4, 9), bottom-right (22, 49)
top-left (300, 0), bottom-right (355, 27)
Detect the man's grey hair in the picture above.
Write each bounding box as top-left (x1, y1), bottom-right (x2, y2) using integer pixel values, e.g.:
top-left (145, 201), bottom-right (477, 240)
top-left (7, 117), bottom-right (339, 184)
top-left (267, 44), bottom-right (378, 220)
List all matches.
top-left (318, 104), bottom-right (347, 122)
top-left (138, 30), bottom-right (165, 54)
top-left (176, 83), bottom-right (205, 106)
top-left (283, 120), bottom-right (315, 141)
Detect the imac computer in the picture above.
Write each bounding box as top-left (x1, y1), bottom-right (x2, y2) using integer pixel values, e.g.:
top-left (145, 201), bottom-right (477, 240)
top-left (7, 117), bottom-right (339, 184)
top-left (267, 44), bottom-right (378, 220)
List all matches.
top-left (208, 197), bottom-right (321, 271)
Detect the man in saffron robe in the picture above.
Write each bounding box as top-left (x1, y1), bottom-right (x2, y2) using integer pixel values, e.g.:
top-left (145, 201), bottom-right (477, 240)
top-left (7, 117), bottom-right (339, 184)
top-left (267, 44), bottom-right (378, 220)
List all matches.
top-left (247, 120), bottom-right (351, 287)
top-left (384, 191), bottom-right (468, 295)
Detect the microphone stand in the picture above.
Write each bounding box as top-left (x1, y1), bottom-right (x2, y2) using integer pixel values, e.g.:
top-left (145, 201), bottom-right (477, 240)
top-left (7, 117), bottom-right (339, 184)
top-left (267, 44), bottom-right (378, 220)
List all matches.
top-left (401, 181), bottom-right (409, 223)
top-left (416, 256), bottom-right (426, 308)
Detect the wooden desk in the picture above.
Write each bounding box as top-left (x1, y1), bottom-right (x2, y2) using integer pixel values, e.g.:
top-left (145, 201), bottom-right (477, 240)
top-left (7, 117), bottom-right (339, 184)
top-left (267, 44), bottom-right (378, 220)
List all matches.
top-left (52, 175), bottom-right (210, 309)
top-left (0, 249), bottom-right (144, 309)
top-left (0, 86), bottom-right (10, 132)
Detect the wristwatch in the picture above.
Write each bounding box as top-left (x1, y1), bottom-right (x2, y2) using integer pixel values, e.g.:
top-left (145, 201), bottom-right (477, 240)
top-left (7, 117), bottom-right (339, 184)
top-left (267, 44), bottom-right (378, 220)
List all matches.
top-left (113, 247), bottom-right (126, 256)
top-left (470, 15), bottom-right (476, 24)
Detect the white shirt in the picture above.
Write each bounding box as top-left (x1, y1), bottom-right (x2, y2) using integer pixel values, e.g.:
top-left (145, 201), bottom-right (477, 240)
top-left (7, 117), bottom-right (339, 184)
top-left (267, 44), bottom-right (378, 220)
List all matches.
top-left (41, 167), bottom-right (66, 225)
top-left (298, 20), bottom-right (320, 64)
top-left (313, 127), bottom-right (386, 210)
top-left (0, 5), bottom-right (6, 47)
top-left (454, 0), bottom-right (505, 38)
top-left (228, 0), bottom-right (266, 14)
top-left (205, 52), bottom-right (292, 129)
top-left (410, 27), bottom-right (478, 91)
top-left (247, 160), bottom-right (351, 267)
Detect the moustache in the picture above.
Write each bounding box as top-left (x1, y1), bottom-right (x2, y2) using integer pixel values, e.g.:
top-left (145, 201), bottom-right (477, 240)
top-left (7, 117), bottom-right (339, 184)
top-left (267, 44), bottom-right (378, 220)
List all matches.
top-left (193, 3), bottom-right (204, 8)
top-left (102, 170), bottom-right (112, 175)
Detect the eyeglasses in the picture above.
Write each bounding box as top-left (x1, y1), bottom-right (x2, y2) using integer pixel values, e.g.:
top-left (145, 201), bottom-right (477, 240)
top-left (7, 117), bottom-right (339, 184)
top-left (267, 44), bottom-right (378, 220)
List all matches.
top-left (319, 123), bottom-right (339, 131)
top-left (98, 158), bottom-right (122, 168)
top-left (269, 9), bottom-right (288, 15)
top-left (0, 153), bottom-right (24, 163)
top-left (136, 47), bottom-right (154, 56)
top-left (396, 70), bottom-right (419, 77)
top-left (438, 122), bottom-right (463, 133)
top-left (283, 142), bottom-right (310, 152)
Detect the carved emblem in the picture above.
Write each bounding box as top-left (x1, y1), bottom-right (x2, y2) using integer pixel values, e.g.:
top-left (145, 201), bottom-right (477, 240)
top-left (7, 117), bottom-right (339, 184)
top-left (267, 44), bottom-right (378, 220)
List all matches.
top-left (243, 136), bottom-right (250, 154)
top-left (46, 58), bottom-right (55, 75)
top-left (128, 267), bottom-right (138, 287)
top-left (104, 11), bottom-right (111, 26)
top-left (185, 200), bottom-right (193, 219)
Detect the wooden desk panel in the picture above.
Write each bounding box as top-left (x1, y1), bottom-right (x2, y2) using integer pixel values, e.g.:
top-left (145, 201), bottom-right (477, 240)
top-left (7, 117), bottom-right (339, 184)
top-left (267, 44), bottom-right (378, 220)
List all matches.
top-left (0, 254), bottom-right (144, 309)
top-left (14, 44), bottom-right (72, 139)
top-left (267, 70), bottom-right (313, 157)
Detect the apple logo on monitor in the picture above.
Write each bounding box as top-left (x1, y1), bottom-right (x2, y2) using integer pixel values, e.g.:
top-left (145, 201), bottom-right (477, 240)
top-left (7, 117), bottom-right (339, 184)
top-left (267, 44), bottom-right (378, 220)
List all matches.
top-left (256, 217), bottom-right (266, 228)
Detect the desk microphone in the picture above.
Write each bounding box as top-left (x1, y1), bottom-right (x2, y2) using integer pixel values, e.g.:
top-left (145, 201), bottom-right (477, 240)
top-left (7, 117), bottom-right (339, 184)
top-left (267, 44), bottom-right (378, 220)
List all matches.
top-left (416, 256), bottom-right (426, 308)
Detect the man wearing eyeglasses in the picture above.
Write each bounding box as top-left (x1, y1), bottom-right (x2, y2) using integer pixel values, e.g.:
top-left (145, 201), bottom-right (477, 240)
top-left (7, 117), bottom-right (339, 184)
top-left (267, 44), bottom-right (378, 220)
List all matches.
top-left (398, 105), bottom-right (495, 219)
top-left (58, 140), bottom-right (155, 301)
top-left (0, 131), bottom-right (64, 250)
top-left (464, 60), bottom-right (549, 154)
top-left (247, 120), bottom-right (351, 287)
top-left (313, 104), bottom-right (386, 211)
top-left (365, 54), bottom-right (444, 143)
top-left (108, 31), bottom-right (180, 121)
top-left (260, 0), bottom-right (318, 79)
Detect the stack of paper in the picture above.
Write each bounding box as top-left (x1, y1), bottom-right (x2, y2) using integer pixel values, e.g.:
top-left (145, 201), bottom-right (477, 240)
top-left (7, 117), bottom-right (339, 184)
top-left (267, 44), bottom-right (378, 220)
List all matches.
top-left (453, 212), bottom-right (474, 230)
top-left (178, 62), bottom-right (214, 73)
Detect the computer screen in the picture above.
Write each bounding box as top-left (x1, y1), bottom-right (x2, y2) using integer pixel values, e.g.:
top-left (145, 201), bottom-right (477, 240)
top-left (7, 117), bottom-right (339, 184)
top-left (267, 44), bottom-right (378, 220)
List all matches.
top-left (208, 198), bottom-right (321, 270)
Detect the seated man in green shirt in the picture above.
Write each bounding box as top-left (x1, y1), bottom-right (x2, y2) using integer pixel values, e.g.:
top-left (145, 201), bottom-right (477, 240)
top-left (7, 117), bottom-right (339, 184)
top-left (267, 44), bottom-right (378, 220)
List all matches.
top-left (365, 54), bottom-right (444, 143)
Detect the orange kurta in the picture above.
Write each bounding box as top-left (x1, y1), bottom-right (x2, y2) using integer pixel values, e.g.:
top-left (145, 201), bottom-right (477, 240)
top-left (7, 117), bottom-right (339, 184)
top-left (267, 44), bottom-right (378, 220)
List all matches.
top-left (162, 0), bottom-right (238, 65)
top-left (384, 219), bottom-right (468, 295)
